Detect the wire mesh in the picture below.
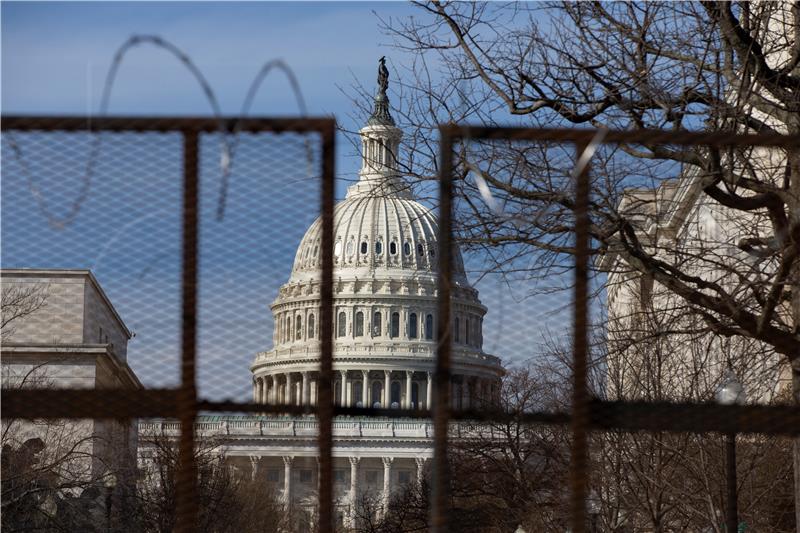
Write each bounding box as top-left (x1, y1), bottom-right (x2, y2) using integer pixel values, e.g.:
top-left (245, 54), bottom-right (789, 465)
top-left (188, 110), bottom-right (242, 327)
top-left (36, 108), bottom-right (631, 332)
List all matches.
top-left (436, 125), bottom-right (800, 533)
top-left (2, 117), bottom-right (799, 533)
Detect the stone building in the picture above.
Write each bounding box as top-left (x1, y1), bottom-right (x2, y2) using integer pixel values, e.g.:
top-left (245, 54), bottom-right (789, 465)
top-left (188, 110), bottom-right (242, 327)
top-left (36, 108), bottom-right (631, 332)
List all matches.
top-left (139, 63), bottom-right (504, 527)
top-left (1, 268), bottom-right (141, 495)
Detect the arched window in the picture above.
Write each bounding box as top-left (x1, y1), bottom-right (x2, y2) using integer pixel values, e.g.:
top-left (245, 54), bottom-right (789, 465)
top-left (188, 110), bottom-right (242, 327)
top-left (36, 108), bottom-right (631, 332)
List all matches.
top-left (375, 241), bottom-right (383, 255)
top-left (337, 312), bottom-right (346, 338)
top-left (372, 312), bottom-right (382, 337)
top-left (307, 314), bottom-right (315, 339)
top-left (296, 315), bottom-right (303, 340)
top-left (409, 313), bottom-right (418, 339)
top-left (346, 241), bottom-right (354, 257)
top-left (353, 382), bottom-right (363, 407)
top-left (390, 241), bottom-right (397, 255)
top-left (334, 241), bottom-right (342, 258)
top-left (355, 311), bottom-right (364, 337)
top-left (465, 316), bottom-right (470, 346)
top-left (403, 242), bottom-right (411, 256)
top-left (411, 382), bottom-right (419, 409)
top-left (391, 382), bottom-right (401, 405)
top-left (360, 241), bottom-right (368, 254)
top-left (287, 317), bottom-right (292, 342)
top-left (417, 243), bottom-right (424, 256)
top-left (390, 312), bottom-right (400, 338)
top-left (372, 381), bottom-right (382, 408)
top-left (425, 314), bottom-right (434, 340)
top-left (454, 316), bottom-right (460, 343)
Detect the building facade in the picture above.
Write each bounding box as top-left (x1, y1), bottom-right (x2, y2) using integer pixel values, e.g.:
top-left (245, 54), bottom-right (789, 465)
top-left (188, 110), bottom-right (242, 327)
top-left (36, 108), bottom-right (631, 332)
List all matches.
top-left (1, 269), bottom-right (142, 518)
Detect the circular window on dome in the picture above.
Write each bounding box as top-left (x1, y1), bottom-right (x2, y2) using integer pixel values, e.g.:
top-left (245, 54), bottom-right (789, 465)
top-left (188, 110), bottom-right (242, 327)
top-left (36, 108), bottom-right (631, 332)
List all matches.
top-left (360, 241), bottom-right (368, 254)
top-left (375, 241), bottom-right (383, 255)
top-left (403, 242), bottom-right (411, 256)
top-left (334, 241), bottom-right (342, 258)
top-left (346, 241), bottom-right (354, 257)
top-left (389, 242), bottom-right (397, 255)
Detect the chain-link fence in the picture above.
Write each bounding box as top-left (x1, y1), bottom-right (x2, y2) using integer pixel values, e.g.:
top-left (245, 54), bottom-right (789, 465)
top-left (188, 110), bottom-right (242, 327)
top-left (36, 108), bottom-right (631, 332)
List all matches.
top-left (2, 117), bottom-right (799, 533)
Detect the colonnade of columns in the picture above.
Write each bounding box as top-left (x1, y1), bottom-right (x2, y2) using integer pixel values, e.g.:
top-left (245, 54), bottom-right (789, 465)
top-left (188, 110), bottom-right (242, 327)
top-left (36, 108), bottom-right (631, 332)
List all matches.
top-left (254, 370), bottom-right (499, 410)
top-left (274, 455), bottom-right (428, 522)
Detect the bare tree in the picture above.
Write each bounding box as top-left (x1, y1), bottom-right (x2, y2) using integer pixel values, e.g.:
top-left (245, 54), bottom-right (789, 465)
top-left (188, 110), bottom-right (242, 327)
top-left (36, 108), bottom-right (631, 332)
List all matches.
top-left (1, 283), bottom-right (49, 340)
top-left (369, 1), bottom-right (800, 526)
top-left (1, 363), bottom-right (129, 532)
top-left (135, 433), bottom-right (285, 533)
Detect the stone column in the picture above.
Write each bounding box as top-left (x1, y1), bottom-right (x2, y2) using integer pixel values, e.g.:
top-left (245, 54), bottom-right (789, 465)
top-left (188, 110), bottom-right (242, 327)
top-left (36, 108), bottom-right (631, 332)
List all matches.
top-left (311, 379), bottom-right (318, 406)
top-left (381, 457), bottom-right (394, 515)
top-left (270, 376), bottom-right (278, 404)
top-left (348, 457), bottom-right (360, 528)
top-left (250, 456), bottom-right (259, 482)
top-left (341, 370), bottom-right (349, 407)
top-left (282, 456), bottom-right (293, 505)
top-left (362, 370), bottom-right (369, 406)
top-left (404, 371), bottom-right (413, 409)
top-left (415, 457), bottom-right (426, 486)
top-left (384, 370), bottom-right (391, 407)
top-left (426, 372), bottom-right (433, 410)
top-left (285, 373), bottom-right (293, 406)
top-left (301, 372), bottom-right (309, 406)
top-left (349, 456), bottom-right (360, 501)
top-left (253, 379), bottom-right (259, 403)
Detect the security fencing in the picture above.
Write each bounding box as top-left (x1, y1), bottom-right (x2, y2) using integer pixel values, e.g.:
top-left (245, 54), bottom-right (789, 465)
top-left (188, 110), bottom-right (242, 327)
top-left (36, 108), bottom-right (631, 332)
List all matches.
top-left (2, 116), bottom-right (799, 533)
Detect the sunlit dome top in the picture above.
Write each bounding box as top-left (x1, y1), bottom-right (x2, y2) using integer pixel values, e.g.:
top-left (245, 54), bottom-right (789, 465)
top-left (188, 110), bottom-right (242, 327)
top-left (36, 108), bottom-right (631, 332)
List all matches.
top-left (290, 193), bottom-right (467, 282)
top-left (290, 59), bottom-right (467, 284)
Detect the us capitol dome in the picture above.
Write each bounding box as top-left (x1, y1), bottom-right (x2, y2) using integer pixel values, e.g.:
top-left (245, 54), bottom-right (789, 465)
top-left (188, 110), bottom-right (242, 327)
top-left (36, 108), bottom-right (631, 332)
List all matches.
top-left (139, 59), bottom-right (505, 528)
top-left (250, 60), bottom-right (503, 413)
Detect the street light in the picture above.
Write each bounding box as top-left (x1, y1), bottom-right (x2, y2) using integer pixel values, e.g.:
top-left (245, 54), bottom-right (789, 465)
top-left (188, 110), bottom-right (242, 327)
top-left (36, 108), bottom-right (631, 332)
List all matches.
top-left (715, 369), bottom-right (746, 533)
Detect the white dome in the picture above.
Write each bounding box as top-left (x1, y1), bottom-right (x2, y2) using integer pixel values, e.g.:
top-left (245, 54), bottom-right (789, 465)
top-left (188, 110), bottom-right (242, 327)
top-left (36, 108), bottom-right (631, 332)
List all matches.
top-left (290, 189), bottom-right (467, 284)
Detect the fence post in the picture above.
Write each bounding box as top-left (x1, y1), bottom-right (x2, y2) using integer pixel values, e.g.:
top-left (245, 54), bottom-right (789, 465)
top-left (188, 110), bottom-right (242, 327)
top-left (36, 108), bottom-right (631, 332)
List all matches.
top-left (570, 139), bottom-right (591, 533)
top-left (175, 129), bottom-right (199, 533)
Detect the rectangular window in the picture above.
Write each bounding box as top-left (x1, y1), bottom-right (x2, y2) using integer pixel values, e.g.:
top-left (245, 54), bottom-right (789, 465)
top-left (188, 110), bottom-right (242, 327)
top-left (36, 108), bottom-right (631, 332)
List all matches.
top-left (355, 311), bottom-right (364, 337)
top-left (398, 470), bottom-right (411, 485)
top-left (366, 470), bottom-right (379, 485)
top-left (372, 311), bottom-right (382, 336)
top-left (299, 469), bottom-right (313, 483)
top-left (266, 469), bottom-right (280, 482)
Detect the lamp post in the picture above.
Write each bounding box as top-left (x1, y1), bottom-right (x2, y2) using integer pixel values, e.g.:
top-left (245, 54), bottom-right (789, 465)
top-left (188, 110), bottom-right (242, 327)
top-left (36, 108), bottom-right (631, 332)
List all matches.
top-left (715, 369), bottom-right (745, 533)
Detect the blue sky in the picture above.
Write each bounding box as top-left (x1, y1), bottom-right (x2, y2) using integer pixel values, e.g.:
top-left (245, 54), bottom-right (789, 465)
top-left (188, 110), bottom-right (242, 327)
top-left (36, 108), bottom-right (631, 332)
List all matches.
top-left (2, 2), bottom-right (570, 400)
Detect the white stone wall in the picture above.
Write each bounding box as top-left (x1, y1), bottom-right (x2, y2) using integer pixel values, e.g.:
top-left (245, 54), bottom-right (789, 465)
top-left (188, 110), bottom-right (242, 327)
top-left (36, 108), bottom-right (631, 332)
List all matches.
top-left (1, 273), bottom-right (85, 344)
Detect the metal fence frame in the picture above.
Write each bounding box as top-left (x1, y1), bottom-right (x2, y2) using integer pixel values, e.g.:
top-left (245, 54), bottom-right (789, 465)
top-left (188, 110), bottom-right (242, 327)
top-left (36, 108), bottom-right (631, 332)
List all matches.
top-left (2, 117), bottom-right (799, 533)
top-left (435, 125), bottom-right (800, 533)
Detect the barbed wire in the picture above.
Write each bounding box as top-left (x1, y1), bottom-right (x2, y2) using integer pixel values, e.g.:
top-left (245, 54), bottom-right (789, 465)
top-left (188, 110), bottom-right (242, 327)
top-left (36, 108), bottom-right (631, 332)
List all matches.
top-left (5, 34), bottom-right (311, 229)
